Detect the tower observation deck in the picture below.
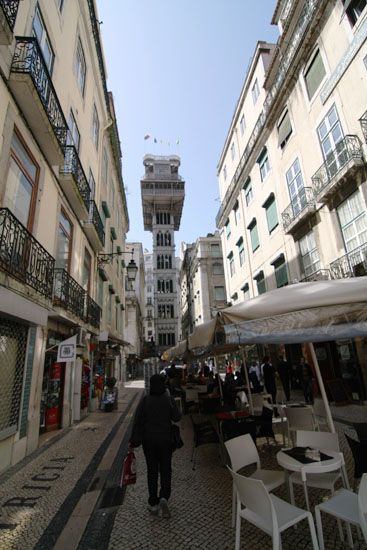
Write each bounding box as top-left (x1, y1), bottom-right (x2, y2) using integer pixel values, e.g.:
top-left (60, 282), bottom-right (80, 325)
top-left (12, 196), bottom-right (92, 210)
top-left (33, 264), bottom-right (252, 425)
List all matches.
top-left (140, 155), bottom-right (185, 353)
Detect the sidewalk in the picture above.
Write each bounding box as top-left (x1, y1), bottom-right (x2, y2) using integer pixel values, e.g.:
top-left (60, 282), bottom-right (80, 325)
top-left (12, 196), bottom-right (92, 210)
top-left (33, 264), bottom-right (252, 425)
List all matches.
top-left (0, 385), bottom-right (142, 550)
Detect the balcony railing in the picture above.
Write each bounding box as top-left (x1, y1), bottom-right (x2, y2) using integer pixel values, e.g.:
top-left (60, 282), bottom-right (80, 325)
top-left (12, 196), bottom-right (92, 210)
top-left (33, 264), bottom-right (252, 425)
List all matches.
top-left (281, 187), bottom-right (315, 232)
top-left (86, 295), bottom-right (101, 328)
top-left (300, 269), bottom-right (331, 283)
top-left (86, 200), bottom-right (105, 247)
top-left (10, 37), bottom-right (68, 150)
top-left (330, 242), bottom-right (367, 279)
top-left (311, 135), bottom-right (364, 197)
top-left (359, 111), bottom-right (367, 143)
top-left (0, 208), bottom-right (55, 299)
top-left (60, 145), bottom-right (91, 214)
top-left (0, 0), bottom-right (20, 31)
top-left (53, 269), bottom-right (86, 320)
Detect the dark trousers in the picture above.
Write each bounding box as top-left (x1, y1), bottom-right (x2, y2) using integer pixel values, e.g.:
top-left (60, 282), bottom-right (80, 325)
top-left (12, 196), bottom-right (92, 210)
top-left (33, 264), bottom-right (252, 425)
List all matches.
top-left (303, 381), bottom-right (314, 404)
top-left (143, 438), bottom-right (172, 506)
top-left (280, 376), bottom-right (290, 401)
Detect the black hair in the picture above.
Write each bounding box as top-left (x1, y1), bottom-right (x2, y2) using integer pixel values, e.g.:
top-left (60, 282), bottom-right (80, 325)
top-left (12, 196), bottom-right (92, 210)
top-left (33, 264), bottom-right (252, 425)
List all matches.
top-left (149, 374), bottom-right (166, 396)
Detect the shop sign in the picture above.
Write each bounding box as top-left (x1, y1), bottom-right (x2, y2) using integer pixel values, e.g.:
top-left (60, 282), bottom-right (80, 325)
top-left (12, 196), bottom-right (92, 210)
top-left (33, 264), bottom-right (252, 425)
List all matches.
top-left (57, 335), bottom-right (77, 363)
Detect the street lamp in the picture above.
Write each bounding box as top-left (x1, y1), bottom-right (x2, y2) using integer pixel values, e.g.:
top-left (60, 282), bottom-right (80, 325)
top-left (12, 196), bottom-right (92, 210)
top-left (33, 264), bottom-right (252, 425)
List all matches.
top-left (97, 248), bottom-right (138, 283)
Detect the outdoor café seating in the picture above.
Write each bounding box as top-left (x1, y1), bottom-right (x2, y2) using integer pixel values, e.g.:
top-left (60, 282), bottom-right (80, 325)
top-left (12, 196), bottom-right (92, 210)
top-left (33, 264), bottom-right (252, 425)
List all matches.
top-left (345, 433), bottom-right (367, 489)
top-left (227, 467), bottom-right (319, 550)
top-left (190, 415), bottom-right (219, 470)
top-left (285, 406), bottom-right (318, 446)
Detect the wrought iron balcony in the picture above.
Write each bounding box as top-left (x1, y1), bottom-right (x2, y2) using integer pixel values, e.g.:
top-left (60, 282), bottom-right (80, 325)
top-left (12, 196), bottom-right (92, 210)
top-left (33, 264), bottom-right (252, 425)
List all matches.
top-left (53, 269), bottom-right (86, 320)
top-left (83, 201), bottom-right (105, 252)
top-left (0, 208), bottom-right (55, 299)
top-left (9, 37), bottom-right (68, 165)
top-left (0, 0), bottom-right (20, 44)
top-left (330, 242), bottom-right (367, 279)
top-left (300, 269), bottom-right (331, 283)
top-left (86, 295), bottom-right (101, 328)
top-left (359, 111), bottom-right (367, 144)
top-left (311, 135), bottom-right (364, 202)
top-left (59, 146), bottom-right (91, 221)
top-left (281, 187), bottom-right (316, 234)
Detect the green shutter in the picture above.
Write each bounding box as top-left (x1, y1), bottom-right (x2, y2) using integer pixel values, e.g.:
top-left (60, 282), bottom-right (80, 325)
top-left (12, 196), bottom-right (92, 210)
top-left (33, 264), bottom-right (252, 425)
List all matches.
top-left (266, 199), bottom-right (278, 232)
top-left (305, 49), bottom-right (326, 99)
top-left (250, 224), bottom-right (259, 251)
top-left (275, 262), bottom-right (288, 288)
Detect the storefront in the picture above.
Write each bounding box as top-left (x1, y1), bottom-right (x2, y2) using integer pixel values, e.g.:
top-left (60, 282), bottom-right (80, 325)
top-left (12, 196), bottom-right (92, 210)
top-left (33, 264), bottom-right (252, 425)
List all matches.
top-left (40, 352), bottom-right (65, 432)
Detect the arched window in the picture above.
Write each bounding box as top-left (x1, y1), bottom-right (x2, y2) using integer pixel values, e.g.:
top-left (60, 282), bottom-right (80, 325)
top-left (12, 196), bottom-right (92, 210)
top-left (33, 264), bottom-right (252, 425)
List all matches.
top-left (164, 231), bottom-right (171, 246)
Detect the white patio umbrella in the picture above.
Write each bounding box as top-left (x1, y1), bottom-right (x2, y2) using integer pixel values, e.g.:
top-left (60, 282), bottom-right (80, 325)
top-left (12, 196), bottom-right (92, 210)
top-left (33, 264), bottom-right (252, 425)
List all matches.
top-left (220, 277), bottom-right (367, 433)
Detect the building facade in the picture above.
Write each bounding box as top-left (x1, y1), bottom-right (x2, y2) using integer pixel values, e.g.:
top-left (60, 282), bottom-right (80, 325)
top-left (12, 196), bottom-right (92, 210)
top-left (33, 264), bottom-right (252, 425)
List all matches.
top-left (124, 242), bottom-right (145, 374)
top-left (143, 250), bottom-right (155, 345)
top-left (216, 0), bottom-right (367, 400)
top-left (180, 233), bottom-right (227, 339)
top-left (0, 0), bottom-right (129, 472)
top-left (140, 155), bottom-right (185, 354)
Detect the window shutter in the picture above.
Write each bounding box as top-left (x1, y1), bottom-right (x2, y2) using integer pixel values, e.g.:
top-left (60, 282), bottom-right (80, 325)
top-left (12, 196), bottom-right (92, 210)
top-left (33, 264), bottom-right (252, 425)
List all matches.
top-left (250, 224), bottom-right (259, 251)
top-left (266, 199), bottom-right (278, 232)
top-left (278, 110), bottom-right (292, 147)
top-left (305, 49), bottom-right (326, 99)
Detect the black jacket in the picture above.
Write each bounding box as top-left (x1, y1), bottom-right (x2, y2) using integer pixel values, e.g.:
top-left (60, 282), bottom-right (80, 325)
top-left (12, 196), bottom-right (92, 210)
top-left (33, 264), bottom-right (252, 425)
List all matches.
top-left (130, 392), bottom-right (181, 446)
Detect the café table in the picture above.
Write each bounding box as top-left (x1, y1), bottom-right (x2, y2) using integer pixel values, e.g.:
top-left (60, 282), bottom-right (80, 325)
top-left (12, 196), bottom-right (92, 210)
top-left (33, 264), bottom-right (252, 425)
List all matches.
top-left (277, 447), bottom-right (349, 511)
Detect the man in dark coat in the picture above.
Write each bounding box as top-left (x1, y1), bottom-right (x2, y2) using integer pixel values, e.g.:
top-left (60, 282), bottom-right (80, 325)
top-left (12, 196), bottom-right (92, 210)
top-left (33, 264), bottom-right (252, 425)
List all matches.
top-left (277, 356), bottom-right (291, 401)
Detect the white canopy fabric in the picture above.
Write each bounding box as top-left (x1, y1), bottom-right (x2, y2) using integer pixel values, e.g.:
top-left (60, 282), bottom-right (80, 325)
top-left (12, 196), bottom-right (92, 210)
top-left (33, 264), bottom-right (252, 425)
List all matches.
top-left (164, 339), bottom-right (188, 360)
top-left (188, 318), bottom-right (217, 354)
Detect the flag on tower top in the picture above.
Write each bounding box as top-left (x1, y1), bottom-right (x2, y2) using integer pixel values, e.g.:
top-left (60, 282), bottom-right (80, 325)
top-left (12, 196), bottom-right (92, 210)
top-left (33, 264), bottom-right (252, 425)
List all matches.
top-left (144, 134), bottom-right (150, 140)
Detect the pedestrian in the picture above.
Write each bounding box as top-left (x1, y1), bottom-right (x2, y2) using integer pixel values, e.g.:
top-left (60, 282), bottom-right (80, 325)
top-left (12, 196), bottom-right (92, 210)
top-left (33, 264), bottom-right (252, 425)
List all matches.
top-left (261, 356), bottom-right (277, 406)
top-left (129, 374), bottom-right (181, 518)
top-left (277, 355), bottom-right (291, 401)
top-left (298, 357), bottom-right (314, 404)
top-left (248, 362), bottom-right (261, 393)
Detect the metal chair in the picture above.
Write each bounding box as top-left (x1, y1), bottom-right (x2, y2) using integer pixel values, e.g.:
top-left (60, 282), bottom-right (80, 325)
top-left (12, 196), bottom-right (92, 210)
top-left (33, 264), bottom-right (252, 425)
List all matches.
top-left (228, 467), bottom-right (319, 550)
top-left (315, 473), bottom-right (367, 550)
top-left (190, 415), bottom-right (219, 470)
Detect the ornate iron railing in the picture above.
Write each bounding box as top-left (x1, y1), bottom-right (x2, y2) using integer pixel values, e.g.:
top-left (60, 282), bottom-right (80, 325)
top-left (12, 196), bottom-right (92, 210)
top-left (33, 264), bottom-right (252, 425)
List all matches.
top-left (300, 269), bottom-right (331, 282)
top-left (311, 135), bottom-right (364, 196)
top-left (281, 187), bottom-right (315, 231)
top-left (330, 242), bottom-right (367, 279)
top-left (0, 208), bottom-right (55, 299)
top-left (0, 0), bottom-right (20, 31)
top-left (60, 146), bottom-right (91, 211)
top-left (53, 269), bottom-right (86, 320)
top-left (86, 295), bottom-right (101, 328)
top-left (11, 37), bottom-right (68, 149)
top-left (359, 110), bottom-right (367, 143)
top-left (87, 201), bottom-right (105, 246)
top-left (215, 0), bottom-right (319, 228)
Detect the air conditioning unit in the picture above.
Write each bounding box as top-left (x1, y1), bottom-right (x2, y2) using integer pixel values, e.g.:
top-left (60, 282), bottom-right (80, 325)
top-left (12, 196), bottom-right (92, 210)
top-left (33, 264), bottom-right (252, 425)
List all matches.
top-left (77, 328), bottom-right (87, 346)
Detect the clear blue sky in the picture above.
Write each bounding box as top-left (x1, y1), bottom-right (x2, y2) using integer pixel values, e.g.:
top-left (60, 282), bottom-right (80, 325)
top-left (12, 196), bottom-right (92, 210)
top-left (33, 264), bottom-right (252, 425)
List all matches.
top-left (97, 1), bottom-right (279, 252)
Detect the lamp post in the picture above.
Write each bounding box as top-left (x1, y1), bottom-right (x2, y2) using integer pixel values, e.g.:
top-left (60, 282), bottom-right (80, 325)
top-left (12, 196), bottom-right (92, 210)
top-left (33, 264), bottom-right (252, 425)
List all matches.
top-left (97, 248), bottom-right (138, 285)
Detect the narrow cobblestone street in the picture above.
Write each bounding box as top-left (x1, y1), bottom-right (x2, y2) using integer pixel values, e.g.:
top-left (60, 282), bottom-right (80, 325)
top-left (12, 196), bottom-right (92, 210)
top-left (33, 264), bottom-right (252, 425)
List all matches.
top-left (0, 384), bottom-right (366, 549)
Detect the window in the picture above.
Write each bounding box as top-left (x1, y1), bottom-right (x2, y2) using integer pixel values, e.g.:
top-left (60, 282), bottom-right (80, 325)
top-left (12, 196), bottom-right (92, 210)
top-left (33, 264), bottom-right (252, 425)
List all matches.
top-left (240, 114), bottom-right (246, 135)
top-left (228, 252), bottom-right (235, 277)
top-left (32, 6), bottom-right (54, 72)
top-left (304, 48), bottom-right (326, 100)
top-left (214, 286), bottom-right (226, 301)
top-left (257, 148), bottom-right (270, 181)
top-left (102, 147), bottom-right (108, 186)
top-left (343, 0), bottom-right (367, 27)
top-left (241, 283), bottom-right (250, 300)
top-left (263, 194), bottom-right (278, 233)
top-left (212, 263), bottom-right (224, 275)
top-left (237, 237), bottom-right (245, 266)
top-left (56, 210), bottom-right (72, 271)
top-left (243, 178), bottom-right (253, 206)
top-left (89, 170), bottom-right (96, 200)
top-left (277, 108), bottom-right (292, 149)
top-left (230, 142), bottom-right (236, 161)
top-left (211, 244), bottom-right (221, 257)
top-left (248, 219), bottom-right (260, 252)
top-left (82, 248), bottom-right (91, 293)
top-left (286, 158), bottom-right (305, 215)
top-left (92, 105), bottom-right (99, 149)
top-left (223, 165), bottom-right (227, 181)
top-left (147, 285), bottom-right (152, 293)
top-left (252, 78), bottom-right (260, 104)
top-left (97, 274), bottom-right (104, 307)
top-left (299, 232), bottom-right (321, 277)
top-left (272, 255), bottom-right (289, 288)
top-left (156, 212), bottom-right (171, 224)
top-left (233, 201), bottom-right (241, 225)
top-left (67, 111), bottom-right (80, 152)
top-left (317, 104), bottom-right (345, 178)
top-left (337, 190), bottom-right (367, 253)
top-left (254, 271), bottom-right (266, 295)
top-left (158, 333), bottom-right (175, 346)
top-left (75, 38), bottom-right (86, 95)
top-left (4, 132), bottom-right (38, 228)
top-left (225, 219), bottom-right (231, 239)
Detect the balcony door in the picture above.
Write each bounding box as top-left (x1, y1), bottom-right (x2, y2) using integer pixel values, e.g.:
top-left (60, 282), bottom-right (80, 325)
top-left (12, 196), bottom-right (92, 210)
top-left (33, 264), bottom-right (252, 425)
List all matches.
top-left (286, 158), bottom-right (305, 216)
top-left (4, 132), bottom-right (38, 229)
top-left (56, 210), bottom-right (73, 271)
top-left (337, 190), bottom-right (367, 275)
top-left (32, 6), bottom-right (54, 73)
top-left (317, 105), bottom-right (345, 178)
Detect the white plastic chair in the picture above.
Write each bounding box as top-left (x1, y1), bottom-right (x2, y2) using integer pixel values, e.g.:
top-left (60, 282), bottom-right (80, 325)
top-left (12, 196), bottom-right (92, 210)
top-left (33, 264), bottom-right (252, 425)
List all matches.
top-left (225, 434), bottom-right (284, 527)
top-left (289, 430), bottom-right (343, 509)
top-left (285, 406), bottom-right (317, 445)
top-left (251, 393), bottom-right (271, 413)
top-left (234, 390), bottom-right (248, 411)
top-left (228, 467), bottom-right (319, 550)
top-left (315, 473), bottom-right (367, 550)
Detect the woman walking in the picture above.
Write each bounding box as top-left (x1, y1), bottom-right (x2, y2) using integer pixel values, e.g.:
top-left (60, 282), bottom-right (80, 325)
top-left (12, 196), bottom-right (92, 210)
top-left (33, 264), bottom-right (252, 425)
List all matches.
top-left (130, 374), bottom-right (181, 517)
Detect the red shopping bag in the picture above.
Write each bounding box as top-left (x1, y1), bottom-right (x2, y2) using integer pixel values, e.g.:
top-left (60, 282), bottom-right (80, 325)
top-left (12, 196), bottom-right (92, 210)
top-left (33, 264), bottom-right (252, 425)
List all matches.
top-left (120, 447), bottom-right (136, 486)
